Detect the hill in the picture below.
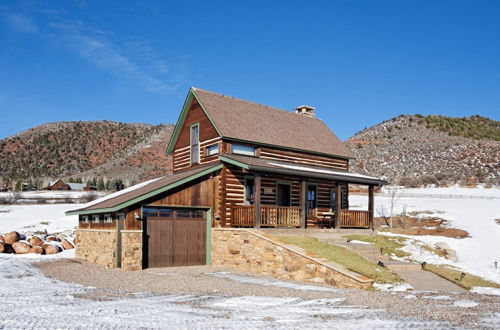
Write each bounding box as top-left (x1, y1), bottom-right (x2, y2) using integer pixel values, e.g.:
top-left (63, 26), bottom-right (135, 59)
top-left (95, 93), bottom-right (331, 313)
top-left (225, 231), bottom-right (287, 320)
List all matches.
top-left (346, 115), bottom-right (500, 186)
top-left (0, 121), bottom-right (174, 187)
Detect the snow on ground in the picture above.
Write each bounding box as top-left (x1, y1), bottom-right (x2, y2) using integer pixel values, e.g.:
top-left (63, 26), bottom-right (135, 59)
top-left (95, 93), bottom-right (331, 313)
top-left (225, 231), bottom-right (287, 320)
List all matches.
top-left (0, 204), bottom-right (78, 233)
top-left (0, 257), bottom-right (451, 329)
top-left (0, 191), bottom-right (104, 199)
top-left (351, 187), bottom-right (500, 285)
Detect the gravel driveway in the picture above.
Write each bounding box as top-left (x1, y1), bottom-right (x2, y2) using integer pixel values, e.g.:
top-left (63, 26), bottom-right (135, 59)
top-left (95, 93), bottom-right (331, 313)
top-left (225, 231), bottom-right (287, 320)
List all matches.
top-left (36, 259), bottom-right (500, 328)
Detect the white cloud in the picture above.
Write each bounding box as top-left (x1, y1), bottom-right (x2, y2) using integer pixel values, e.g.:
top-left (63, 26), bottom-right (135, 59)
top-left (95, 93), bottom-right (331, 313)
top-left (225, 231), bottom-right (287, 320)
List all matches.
top-left (1, 6), bottom-right (185, 94)
top-left (1, 11), bottom-right (38, 34)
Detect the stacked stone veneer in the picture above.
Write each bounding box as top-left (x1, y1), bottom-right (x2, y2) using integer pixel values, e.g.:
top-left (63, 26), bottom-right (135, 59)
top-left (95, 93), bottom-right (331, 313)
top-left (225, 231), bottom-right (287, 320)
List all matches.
top-left (75, 229), bottom-right (116, 268)
top-left (121, 230), bottom-right (143, 271)
top-left (212, 228), bottom-right (372, 289)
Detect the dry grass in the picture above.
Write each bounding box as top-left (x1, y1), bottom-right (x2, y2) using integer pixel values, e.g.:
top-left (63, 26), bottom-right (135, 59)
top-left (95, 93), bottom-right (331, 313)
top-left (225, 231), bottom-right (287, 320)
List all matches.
top-left (344, 235), bottom-right (408, 258)
top-left (425, 264), bottom-right (500, 290)
top-left (275, 236), bottom-right (402, 284)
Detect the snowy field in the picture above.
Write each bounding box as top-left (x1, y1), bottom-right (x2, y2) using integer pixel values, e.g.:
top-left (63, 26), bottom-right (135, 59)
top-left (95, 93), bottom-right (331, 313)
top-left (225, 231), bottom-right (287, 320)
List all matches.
top-left (351, 186), bottom-right (500, 285)
top-left (1, 256), bottom-right (497, 329)
top-left (0, 190), bottom-right (104, 199)
top-left (0, 204), bottom-right (78, 233)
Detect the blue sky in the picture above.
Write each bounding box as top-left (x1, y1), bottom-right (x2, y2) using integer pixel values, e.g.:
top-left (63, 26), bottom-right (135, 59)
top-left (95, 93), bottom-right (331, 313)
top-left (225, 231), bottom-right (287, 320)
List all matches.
top-left (0, 0), bottom-right (499, 140)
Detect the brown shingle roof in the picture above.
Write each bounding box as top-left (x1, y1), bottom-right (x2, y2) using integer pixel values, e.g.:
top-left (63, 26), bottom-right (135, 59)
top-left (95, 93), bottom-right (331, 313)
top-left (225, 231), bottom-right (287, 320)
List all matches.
top-left (192, 88), bottom-right (355, 159)
top-left (66, 163), bottom-right (222, 214)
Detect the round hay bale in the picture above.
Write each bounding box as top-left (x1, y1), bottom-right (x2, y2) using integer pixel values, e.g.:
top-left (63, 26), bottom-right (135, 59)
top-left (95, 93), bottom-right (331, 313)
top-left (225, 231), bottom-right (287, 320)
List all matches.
top-left (28, 246), bottom-right (44, 254)
top-left (5, 231), bottom-right (25, 245)
top-left (42, 242), bottom-right (62, 255)
top-left (46, 235), bottom-right (58, 242)
top-left (56, 233), bottom-right (67, 241)
top-left (0, 242), bottom-right (4, 253)
top-left (12, 240), bottom-right (32, 254)
top-left (62, 238), bottom-right (75, 250)
top-left (0, 234), bottom-right (4, 243)
top-left (28, 236), bottom-right (45, 247)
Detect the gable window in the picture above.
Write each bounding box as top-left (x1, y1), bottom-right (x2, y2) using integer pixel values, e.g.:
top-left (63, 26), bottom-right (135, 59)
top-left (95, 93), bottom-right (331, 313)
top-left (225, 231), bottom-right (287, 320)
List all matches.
top-left (244, 177), bottom-right (255, 204)
top-left (206, 144), bottom-right (219, 156)
top-left (92, 215), bottom-right (100, 224)
top-left (306, 184), bottom-right (317, 216)
top-left (190, 124), bottom-right (200, 164)
top-left (232, 144), bottom-right (255, 156)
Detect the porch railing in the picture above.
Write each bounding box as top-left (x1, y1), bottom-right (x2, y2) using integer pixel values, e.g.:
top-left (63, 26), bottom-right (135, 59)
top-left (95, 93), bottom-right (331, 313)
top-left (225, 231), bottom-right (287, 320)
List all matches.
top-left (231, 205), bottom-right (301, 227)
top-left (231, 205), bottom-right (255, 227)
top-left (261, 206), bottom-right (301, 227)
top-left (340, 209), bottom-right (370, 228)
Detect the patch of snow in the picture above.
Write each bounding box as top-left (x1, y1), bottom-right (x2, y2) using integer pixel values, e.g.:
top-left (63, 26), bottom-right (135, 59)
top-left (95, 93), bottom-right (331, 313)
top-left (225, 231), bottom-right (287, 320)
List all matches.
top-left (75, 176), bottom-right (164, 209)
top-left (207, 272), bottom-right (339, 292)
top-left (453, 300), bottom-right (479, 308)
top-left (350, 188), bottom-right (500, 284)
top-left (267, 162), bottom-right (380, 180)
top-left (373, 282), bottom-right (413, 292)
top-left (404, 294), bottom-right (417, 299)
top-left (471, 287), bottom-right (500, 296)
top-left (422, 295), bottom-right (452, 300)
top-left (0, 204), bottom-right (78, 233)
top-left (0, 257), bottom-right (448, 328)
top-left (348, 240), bottom-right (373, 245)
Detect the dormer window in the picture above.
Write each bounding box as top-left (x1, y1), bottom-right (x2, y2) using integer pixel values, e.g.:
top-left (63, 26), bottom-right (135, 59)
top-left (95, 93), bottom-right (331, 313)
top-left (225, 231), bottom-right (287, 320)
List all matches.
top-left (190, 124), bottom-right (200, 165)
top-left (232, 144), bottom-right (255, 156)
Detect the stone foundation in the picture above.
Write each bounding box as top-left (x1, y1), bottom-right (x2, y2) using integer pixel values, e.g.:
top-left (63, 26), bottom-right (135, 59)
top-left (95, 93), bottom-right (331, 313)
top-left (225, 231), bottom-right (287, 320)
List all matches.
top-left (121, 230), bottom-right (143, 271)
top-left (212, 228), bottom-right (372, 289)
top-left (75, 229), bottom-right (116, 268)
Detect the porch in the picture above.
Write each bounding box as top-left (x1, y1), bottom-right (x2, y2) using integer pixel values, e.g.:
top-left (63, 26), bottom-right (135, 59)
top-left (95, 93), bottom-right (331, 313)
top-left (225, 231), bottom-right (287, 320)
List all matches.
top-left (231, 205), bottom-right (372, 229)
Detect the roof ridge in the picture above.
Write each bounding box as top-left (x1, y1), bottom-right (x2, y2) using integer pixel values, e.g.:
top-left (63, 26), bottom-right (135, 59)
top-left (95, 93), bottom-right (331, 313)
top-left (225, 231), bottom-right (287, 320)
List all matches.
top-left (191, 87), bottom-right (322, 121)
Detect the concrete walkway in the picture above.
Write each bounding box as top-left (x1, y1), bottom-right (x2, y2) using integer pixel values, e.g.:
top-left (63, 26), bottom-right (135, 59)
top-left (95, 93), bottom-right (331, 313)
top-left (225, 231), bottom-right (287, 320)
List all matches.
top-left (261, 229), bottom-right (465, 292)
top-left (330, 240), bottom-right (465, 292)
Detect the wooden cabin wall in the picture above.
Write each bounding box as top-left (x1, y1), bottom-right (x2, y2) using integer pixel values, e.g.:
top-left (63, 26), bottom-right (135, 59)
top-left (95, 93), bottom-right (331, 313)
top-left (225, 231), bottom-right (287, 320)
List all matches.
top-left (259, 147), bottom-right (349, 171)
top-left (173, 98), bottom-right (221, 172)
top-left (124, 172), bottom-right (220, 230)
top-left (48, 180), bottom-right (71, 191)
top-left (220, 165), bottom-right (245, 227)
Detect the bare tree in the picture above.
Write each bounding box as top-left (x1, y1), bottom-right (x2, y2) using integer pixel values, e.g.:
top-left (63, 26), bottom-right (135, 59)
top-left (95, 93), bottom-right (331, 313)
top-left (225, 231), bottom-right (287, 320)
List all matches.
top-left (378, 177), bottom-right (402, 228)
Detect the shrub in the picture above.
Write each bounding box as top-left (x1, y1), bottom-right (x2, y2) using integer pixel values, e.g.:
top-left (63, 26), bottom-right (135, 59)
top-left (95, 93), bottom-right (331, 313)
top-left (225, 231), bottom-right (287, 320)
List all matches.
top-left (81, 192), bottom-right (99, 203)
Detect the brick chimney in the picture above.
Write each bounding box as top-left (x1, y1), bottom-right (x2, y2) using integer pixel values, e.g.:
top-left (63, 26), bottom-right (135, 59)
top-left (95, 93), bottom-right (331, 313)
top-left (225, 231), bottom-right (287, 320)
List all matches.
top-left (294, 105), bottom-right (315, 117)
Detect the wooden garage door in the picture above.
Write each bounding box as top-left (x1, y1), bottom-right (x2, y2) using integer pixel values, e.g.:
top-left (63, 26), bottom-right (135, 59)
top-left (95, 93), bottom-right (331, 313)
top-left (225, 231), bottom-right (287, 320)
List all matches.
top-left (145, 208), bottom-right (207, 268)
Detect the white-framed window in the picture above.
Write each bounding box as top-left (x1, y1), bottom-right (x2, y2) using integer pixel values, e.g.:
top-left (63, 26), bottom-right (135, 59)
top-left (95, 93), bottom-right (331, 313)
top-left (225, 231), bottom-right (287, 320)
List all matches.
top-left (82, 216), bottom-right (89, 224)
top-left (92, 215), bottom-right (100, 224)
top-left (232, 144), bottom-right (255, 156)
top-left (104, 214), bottom-right (112, 223)
top-left (206, 144), bottom-right (219, 156)
top-left (190, 124), bottom-right (200, 165)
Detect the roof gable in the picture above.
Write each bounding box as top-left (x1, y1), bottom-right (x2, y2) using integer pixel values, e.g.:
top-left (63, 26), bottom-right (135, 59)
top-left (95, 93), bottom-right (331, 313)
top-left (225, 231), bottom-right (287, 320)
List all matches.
top-left (167, 87), bottom-right (355, 159)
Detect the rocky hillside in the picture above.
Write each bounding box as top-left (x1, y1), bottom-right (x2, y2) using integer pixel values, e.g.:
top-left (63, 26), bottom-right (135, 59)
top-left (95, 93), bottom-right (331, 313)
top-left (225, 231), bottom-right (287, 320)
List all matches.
top-left (0, 121), bottom-right (174, 187)
top-left (347, 115), bottom-right (500, 186)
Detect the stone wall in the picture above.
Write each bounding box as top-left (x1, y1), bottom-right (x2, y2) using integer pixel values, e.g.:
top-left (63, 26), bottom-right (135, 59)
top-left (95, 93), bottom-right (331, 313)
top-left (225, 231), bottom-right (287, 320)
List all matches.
top-left (121, 230), bottom-right (143, 271)
top-left (212, 228), bottom-right (372, 289)
top-left (75, 229), bottom-right (116, 268)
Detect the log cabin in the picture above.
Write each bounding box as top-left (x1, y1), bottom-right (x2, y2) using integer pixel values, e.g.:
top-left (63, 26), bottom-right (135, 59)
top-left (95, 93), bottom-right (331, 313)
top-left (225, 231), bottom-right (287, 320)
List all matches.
top-left (67, 87), bottom-right (387, 270)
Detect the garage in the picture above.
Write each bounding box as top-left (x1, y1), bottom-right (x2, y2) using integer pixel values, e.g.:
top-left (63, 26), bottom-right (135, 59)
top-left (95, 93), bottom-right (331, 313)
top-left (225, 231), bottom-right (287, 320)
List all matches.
top-left (143, 207), bottom-right (209, 268)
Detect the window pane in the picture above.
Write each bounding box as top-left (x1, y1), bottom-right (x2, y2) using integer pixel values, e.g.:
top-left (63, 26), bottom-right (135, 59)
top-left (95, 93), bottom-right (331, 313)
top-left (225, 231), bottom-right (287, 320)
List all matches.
top-left (245, 178), bottom-right (254, 203)
top-left (207, 144), bottom-right (219, 156)
top-left (232, 144), bottom-right (255, 156)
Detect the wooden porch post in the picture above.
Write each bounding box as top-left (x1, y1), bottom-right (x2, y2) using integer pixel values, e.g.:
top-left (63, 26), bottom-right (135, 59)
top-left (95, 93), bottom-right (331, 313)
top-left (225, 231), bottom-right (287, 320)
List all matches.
top-left (368, 185), bottom-right (374, 230)
top-left (255, 174), bottom-right (261, 228)
top-left (299, 179), bottom-right (307, 229)
top-left (334, 184), bottom-right (342, 229)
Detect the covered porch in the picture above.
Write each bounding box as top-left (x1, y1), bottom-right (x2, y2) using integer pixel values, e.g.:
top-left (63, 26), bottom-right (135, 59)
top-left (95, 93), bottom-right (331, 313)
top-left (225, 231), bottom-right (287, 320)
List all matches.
top-left (220, 154), bottom-right (387, 230)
